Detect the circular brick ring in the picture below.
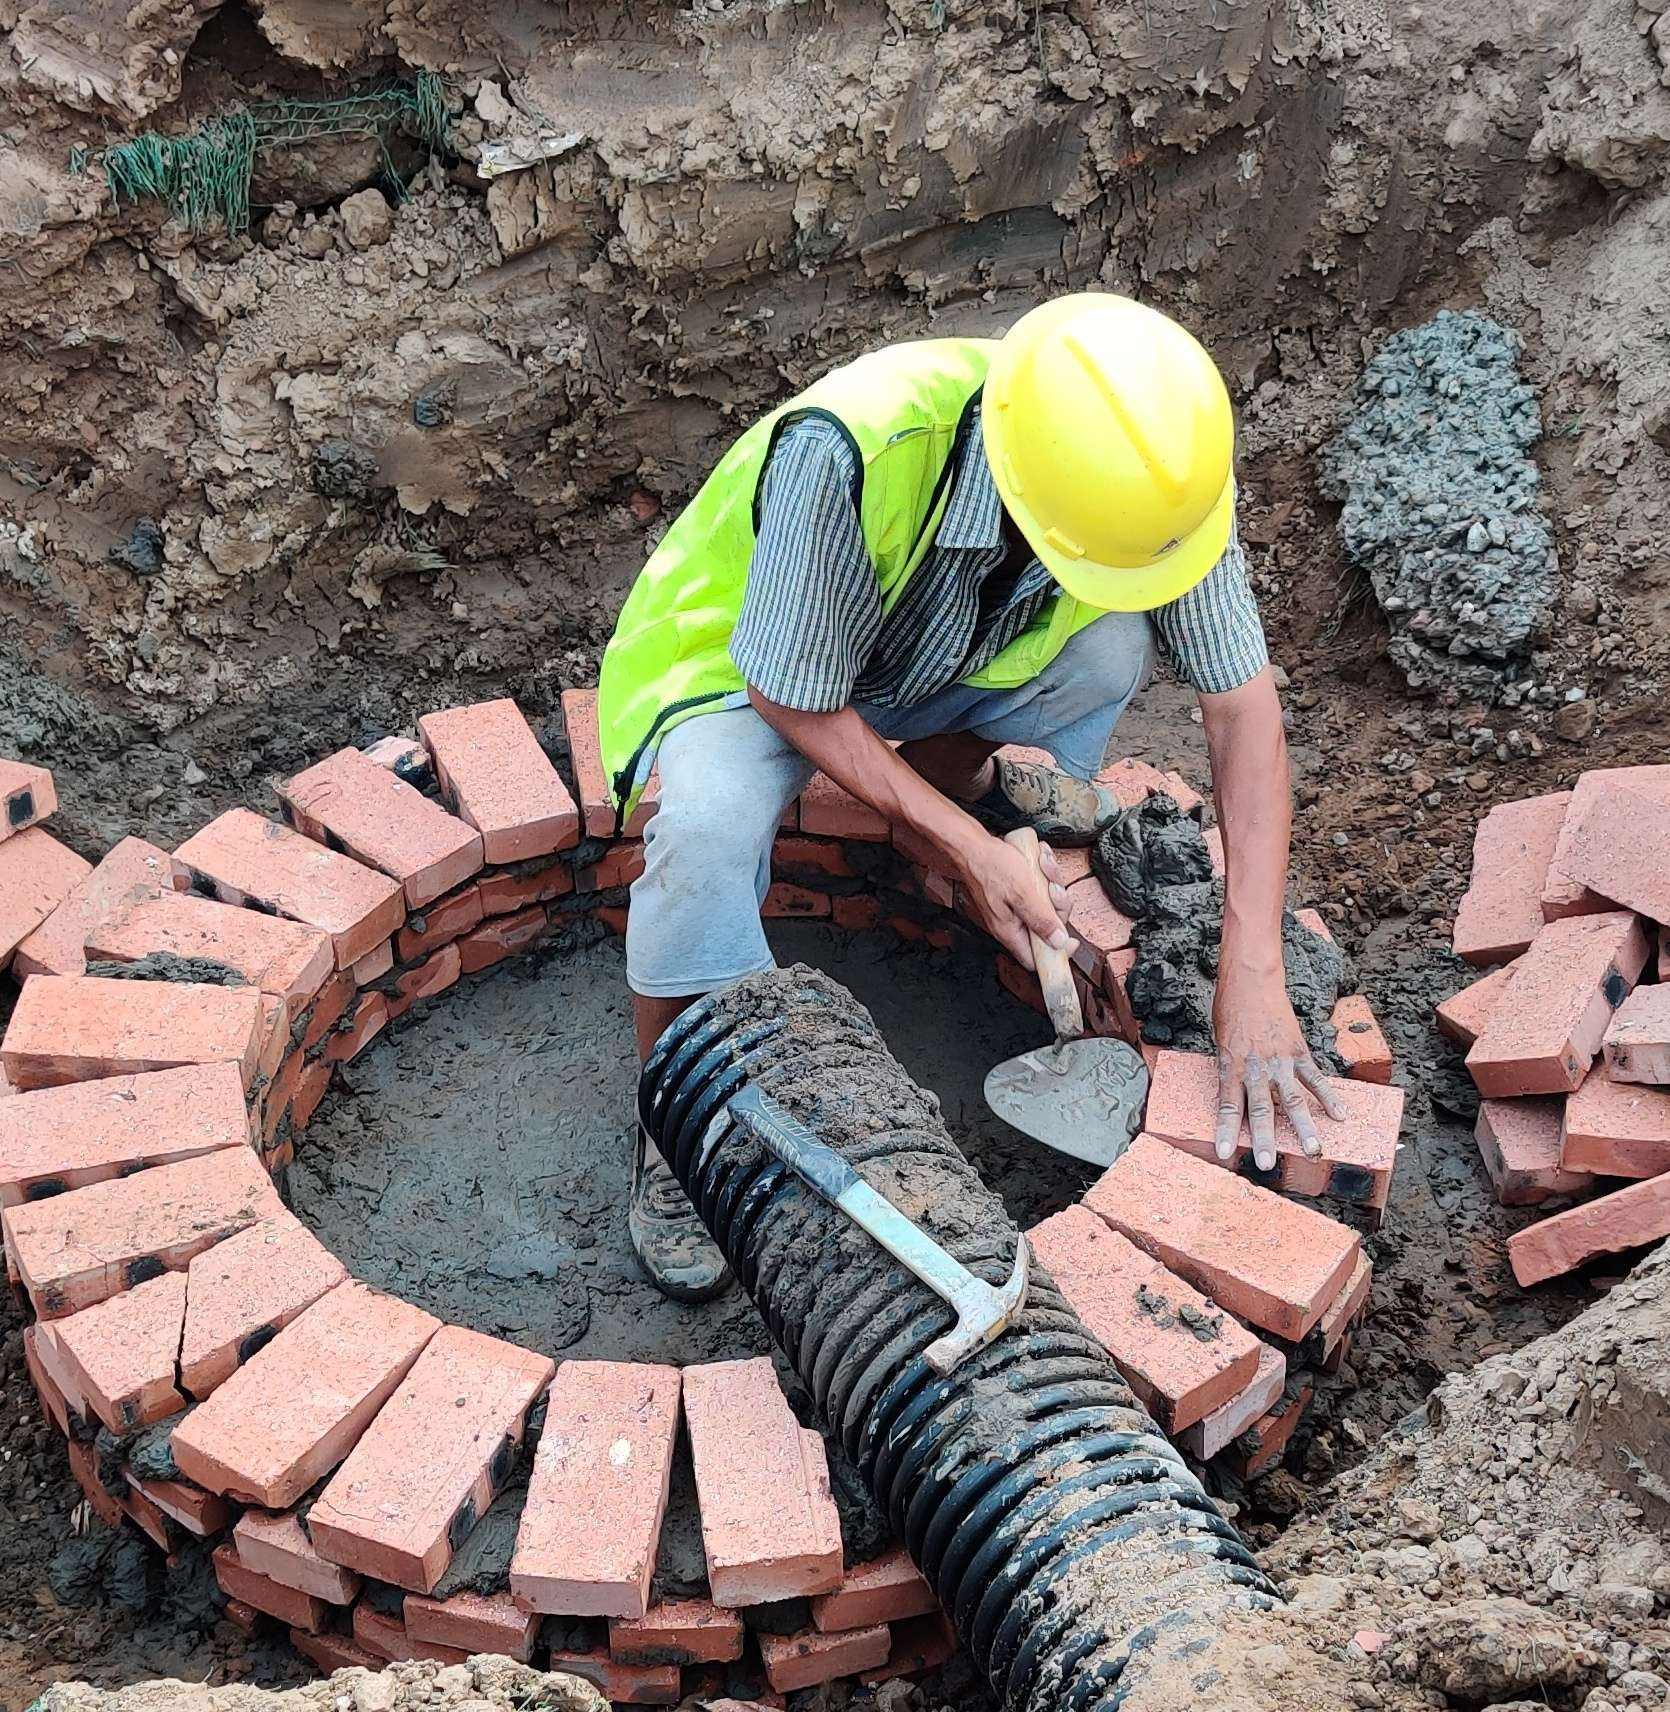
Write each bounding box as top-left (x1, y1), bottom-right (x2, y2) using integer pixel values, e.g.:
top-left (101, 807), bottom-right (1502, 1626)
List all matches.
top-left (0, 693), bottom-right (1393, 1698)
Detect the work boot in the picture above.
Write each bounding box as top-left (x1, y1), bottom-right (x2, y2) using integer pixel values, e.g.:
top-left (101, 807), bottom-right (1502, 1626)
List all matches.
top-left (628, 1123), bottom-right (733, 1304)
top-left (965, 753), bottom-right (1122, 848)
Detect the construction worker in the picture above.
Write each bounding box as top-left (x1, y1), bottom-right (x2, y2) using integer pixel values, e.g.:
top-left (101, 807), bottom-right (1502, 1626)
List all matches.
top-left (599, 292), bottom-right (1344, 1302)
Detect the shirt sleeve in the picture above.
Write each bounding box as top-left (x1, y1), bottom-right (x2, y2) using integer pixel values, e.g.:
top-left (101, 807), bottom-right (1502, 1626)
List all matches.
top-left (1149, 515), bottom-right (1270, 695)
top-left (729, 419), bottom-right (881, 713)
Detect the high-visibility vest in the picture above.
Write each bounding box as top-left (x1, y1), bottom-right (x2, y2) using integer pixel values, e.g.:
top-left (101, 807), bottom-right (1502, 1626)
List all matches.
top-left (596, 336), bottom-right (1107, 827)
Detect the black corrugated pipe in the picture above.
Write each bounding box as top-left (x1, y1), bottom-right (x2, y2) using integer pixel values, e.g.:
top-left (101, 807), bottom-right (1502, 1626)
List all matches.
top-left (638, 967), bottom-right (1280, 1712)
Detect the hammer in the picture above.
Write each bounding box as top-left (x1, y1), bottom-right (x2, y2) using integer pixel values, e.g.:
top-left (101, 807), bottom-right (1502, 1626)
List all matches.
top-left (727, 1084), bottom-right (1029, 1374)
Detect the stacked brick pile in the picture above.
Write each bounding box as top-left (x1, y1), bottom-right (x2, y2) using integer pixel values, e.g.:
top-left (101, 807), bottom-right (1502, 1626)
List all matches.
top-left (1, 701), bottom-right (1394, 1694)
top-left (1438, 770), bottom-right (1670, 1288)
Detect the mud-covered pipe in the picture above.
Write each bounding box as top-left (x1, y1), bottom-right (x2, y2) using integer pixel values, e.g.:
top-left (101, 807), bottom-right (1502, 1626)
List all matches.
top-left (639, 968), bottom-right (1279, 1712)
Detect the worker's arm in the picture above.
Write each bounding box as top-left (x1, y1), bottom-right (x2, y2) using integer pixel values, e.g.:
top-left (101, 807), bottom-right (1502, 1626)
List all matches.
top-left (1200, 665), bottom-right (1345, 1168)
top-left (746, 688), bottom-right (1073, 969)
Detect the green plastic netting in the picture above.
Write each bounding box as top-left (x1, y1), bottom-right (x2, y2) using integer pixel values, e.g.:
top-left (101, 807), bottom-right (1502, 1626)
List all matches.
top-left (83, 72), bottom-right (450, 236)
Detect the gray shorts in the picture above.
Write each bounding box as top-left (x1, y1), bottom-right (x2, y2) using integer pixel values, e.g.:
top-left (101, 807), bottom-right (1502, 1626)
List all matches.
top-left (625, 609), bottom-right (1156, 998)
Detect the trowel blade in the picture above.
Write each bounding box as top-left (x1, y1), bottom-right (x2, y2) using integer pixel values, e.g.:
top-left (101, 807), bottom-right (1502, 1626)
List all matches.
top-left (983, 1037), bottom-right (1149, 1169)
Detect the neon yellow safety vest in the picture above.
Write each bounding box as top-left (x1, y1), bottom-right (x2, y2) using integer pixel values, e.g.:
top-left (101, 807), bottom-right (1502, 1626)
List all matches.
top-left (596, 336), bottom-right (1108, 829)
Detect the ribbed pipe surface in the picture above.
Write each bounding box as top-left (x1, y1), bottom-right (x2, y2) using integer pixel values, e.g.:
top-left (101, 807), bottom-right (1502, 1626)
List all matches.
top-left (639, 968), bottom-right (1279, 1712)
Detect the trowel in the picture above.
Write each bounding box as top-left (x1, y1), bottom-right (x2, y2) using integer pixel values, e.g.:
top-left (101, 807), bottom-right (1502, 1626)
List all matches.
top-left (983, 827), bottom-right (1149, 1168)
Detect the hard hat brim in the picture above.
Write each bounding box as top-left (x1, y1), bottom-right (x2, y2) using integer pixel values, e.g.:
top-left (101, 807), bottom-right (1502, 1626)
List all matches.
top-left (1022, 477), bottom-right (1236, 614)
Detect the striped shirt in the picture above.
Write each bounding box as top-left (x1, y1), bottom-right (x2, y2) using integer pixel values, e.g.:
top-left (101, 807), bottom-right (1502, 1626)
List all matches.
top-left (730, 411), bottom-right (1268, 712)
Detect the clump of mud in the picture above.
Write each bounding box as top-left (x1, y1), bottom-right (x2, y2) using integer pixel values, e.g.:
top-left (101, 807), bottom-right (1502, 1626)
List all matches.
top-left (1319, 308), bottom-right (1557, 698)
top-left (1092, 795), bottom-right (1350, 1068)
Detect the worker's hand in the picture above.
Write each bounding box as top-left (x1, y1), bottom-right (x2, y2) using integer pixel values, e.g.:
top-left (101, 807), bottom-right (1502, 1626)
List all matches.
top-left (1212, 955), bottom-right (1345, 1171)
top-left (954, 830), bottom-right (1075, 971)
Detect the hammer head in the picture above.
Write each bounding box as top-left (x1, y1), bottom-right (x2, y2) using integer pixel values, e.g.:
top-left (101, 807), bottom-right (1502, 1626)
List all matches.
top-left (923, 1233), bottom-right (1030, 1375)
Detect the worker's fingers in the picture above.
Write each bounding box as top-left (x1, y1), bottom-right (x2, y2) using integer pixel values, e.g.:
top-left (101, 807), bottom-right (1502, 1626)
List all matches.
top-left (1038, 846), bottom-right (1063, 884)
top-left (1243, 1053), bottom-right (1278, 1172)
top-left (1296, 1056), bottom-right (1348, 1121)
top-left (1214, 1054), bottom-right (1245, 1163)
top-left (1276, 1064), bottom-right (1322, 1159)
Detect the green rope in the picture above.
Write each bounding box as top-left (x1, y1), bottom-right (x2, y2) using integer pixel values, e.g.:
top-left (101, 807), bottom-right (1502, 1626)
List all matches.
top-left (89, 72), bottom-right (450, 236)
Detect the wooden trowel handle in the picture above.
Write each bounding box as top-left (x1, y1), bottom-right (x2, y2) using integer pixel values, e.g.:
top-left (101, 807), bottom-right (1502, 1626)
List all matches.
top-left (1004, 826), bottom-right (1085, 1042)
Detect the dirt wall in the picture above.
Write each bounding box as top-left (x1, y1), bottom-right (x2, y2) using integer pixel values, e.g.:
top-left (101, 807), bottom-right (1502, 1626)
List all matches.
top-left (4, 0), bottom-right (1669, 774)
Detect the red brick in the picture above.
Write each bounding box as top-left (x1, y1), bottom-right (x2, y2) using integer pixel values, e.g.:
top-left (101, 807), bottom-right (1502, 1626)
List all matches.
top-left (1559, 775), bottom-right (1670, 926)
top-left (66, 1435), bottom-right (126, 1528)
top-left (1603, 984), bottom-right (1670, 1085)
top-left (171, 1280), bottom-right (441, 1509)
top-left (575, 841), bottom-right (646, 893)
top-left (290, 1628), bottom-right (385, 1674)
top-left (1542, 766), bottom-right (1670, 921)
top-left (457, 905), bottom-right (547, 974)
top-left (0, 757), bottom-right (55, 841)
top-left (547, 1650), bottom-right (681, 1705)
top-left (52, 1267), bottom-right (186, 1432)
top-left (395, 884), bottom-right (484, 962)
top-left (213, 1542), bottom-right (330, 1632)
top-left (611, 1598), bottom-right (746, 1664)
top-left (1293, 907), bottom-right (1335, 944)
top-left (1467, 911), bottom-right (1649, 1097)
top-left (387, 943), bottom-right (462, 1022)
top-left (352, 1602), bottom-right (468, 1664)
top-left (223, 1598), bottom-right (261, 1636)
top-left (301, 972), bottom-right (355, 1051)
top-left (771, 836), bottom-right (858, 882)
top-left (324, 992), bottom-right (389, 1064)
top-left (126, 1474), bottom-right (227, 1538)
top-left (361, 735), bottom-right (430, 781)
top-left (799, 772), bottom-right (888, 841)
top-left (235, 1509), bottom-right (361, 1603)
top-left (1141, 1048), bottom-right (1402, 1210)
top-left (1452, 791), bottom-right (1572, 965)
top-left (0, 828), bottom-right (93, 970)
top-left (996, 951), bottom-right (1046, 1016)
top-left (511, 1359), bottom-right (681, 1617)
top-left (1435, 960), bottom-right (1521, 1048)
top-left (478, 860), bottom-right (574, 916)
top-left (762, 882), bottom-right (830, 920)
top-left (181, 1215), bottom-right (348, 1397)
top-left (1561, 1070), bottom-right (1670, 1179)
top-left (172, 808), bottom-right (405, 970)
top-left (1509, 1171), bottom-right (1670, 1285)
top-left (1095, 756), bottom-right (1204, 816)
top-left (1475, 1096), bottom-right (1593, 1205)
top-left (809, 1549), bottom-right (937, 1635)
top-left (351, 940), bottom-right (393, 985)
top-left (1065, 877), bottom-right (1134, 987)
top-left (1202, 824), bottom-right (1225, 878)
top-left (405, 1589), bottom-right (539, 1662)
top-left (1045, 844), bottom-right (1092, 887)
top-left (278, 747), bottom-right (483, 909)
top-left (1314, 1251), bottom-right (1373, 1360)
top-left (1084, 1133), bottom-right (1361, 1341)
top-left (1331, 994), bottom-right (1394, 1085)
top-left (1030, 1205), bottom-right (1261, 1431)
top-left (3, 1145), bottom-right (281, 1318)
top-left (14, 836), bottom-right (171, 979)
top-left (683, 1356), bottom-right (842, 1606)
top-left (759, 1624), bottom-right (891, 1692)
top-left (85, 891), bottom-right (333, 1020)
top-left (832, 893), bottom-right (882, 933)
top-left (1222, 1384), bottom-right (1312, 1479)
top-left (860, 1611), bottom-right (958, 1685)
top-left (26, 1323), bottom-right (80, 1428)
top-left (563, 687), bottom-right (658, 838)
top-left (123, 1478), bottom-right (174, 1549)
top-left (291, 1061), bottom-right (332, 1130)
top-left (310, 1324), bottom-right (554, 1592)
top-left (419, 698), bottom-right (581, 862)
top-left (1177, 1342), bottom-right (1288, 1461)
top-left (0, 1060), bottom-right (248, 1210)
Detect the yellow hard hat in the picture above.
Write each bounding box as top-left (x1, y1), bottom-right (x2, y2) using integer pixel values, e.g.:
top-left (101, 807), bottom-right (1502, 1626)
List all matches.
top-left (982, 293), bottom-right (1235, 612)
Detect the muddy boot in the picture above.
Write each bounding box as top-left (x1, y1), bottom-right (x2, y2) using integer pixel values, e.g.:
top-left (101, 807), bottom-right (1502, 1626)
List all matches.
top-left (965, 752), bottom-right (1123, 848)
top-left (628, 1124), bottom-right (733, 1304)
